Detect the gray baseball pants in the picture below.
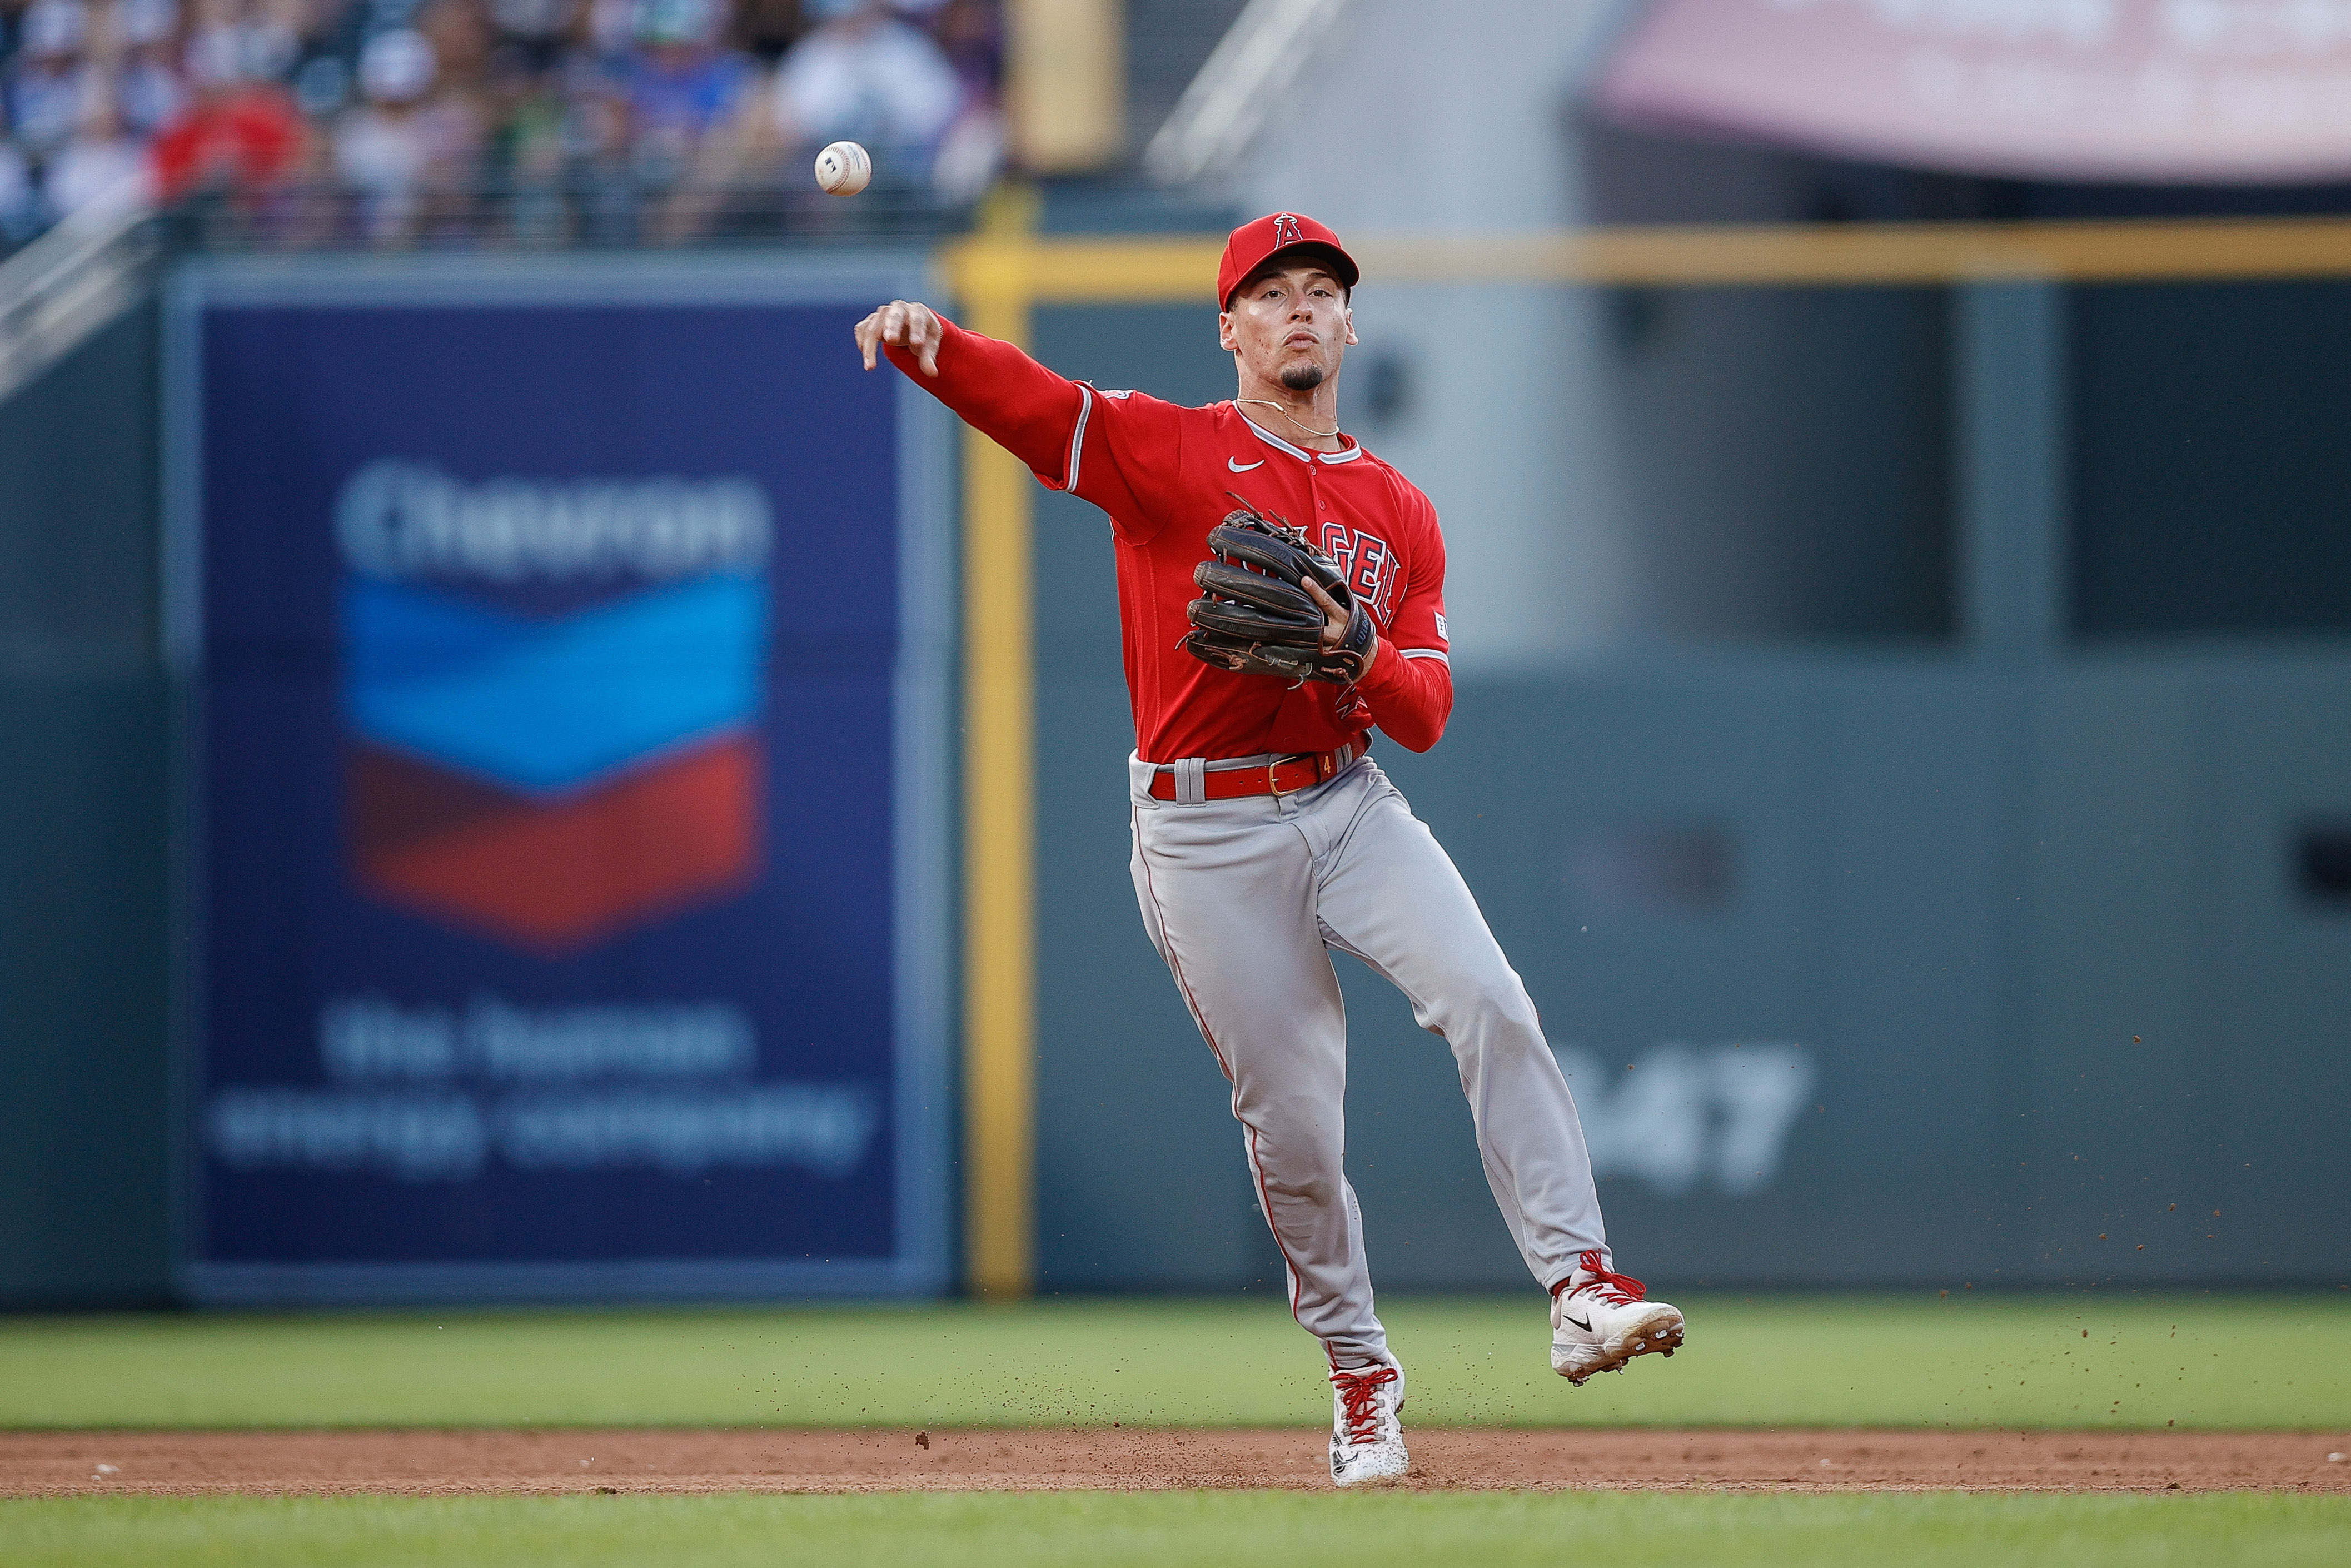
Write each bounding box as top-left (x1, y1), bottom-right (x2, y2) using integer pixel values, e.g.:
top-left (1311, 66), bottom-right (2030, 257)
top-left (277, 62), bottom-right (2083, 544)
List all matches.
top-left (1127, 751), bottom-right (1609, 1370)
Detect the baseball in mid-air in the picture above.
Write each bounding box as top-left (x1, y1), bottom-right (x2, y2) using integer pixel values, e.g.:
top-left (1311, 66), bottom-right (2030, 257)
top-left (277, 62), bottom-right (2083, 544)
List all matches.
top-left (814, 141), bottom-right (872, 196)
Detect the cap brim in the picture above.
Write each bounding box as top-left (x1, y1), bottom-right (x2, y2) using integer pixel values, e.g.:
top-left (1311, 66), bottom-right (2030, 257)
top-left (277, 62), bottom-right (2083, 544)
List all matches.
top-left (1226, 242), bottom-right (1360, 306)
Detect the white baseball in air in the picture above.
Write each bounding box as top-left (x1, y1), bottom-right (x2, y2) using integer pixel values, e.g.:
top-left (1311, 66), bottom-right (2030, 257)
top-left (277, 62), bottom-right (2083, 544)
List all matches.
top-left (814, 141), bottom-right (871, 196)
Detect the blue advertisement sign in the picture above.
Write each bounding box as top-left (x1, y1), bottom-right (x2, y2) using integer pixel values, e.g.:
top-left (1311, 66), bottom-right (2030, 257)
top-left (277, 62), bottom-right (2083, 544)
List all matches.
top-left (166, 258), bottom-right (952, 1302)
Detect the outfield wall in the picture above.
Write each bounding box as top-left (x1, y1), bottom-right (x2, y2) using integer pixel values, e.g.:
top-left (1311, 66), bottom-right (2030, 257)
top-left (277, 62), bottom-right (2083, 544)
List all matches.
top-left (1, 259), bottom-right (2347, 1306)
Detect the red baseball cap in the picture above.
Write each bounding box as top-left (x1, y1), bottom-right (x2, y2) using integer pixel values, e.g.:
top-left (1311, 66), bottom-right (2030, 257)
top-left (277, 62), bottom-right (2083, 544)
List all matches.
top-left (1216, 212), bottom-right (1361, 311)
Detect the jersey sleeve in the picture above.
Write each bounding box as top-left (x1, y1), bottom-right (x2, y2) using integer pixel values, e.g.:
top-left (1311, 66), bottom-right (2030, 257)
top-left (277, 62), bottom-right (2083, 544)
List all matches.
top-left (1348, 492), bottom-right (1452, 752)
top-left (885, 316), bottom-right (1183, 541)
top-left (1057, 386), bottom-right (1189, 542)
top-left (884, 316), bottom-right (1081, 485)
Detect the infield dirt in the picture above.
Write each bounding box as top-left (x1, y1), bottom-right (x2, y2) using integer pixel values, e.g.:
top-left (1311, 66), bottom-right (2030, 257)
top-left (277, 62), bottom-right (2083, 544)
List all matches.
top-left (5, 1428), bottom-right (2347, 1497)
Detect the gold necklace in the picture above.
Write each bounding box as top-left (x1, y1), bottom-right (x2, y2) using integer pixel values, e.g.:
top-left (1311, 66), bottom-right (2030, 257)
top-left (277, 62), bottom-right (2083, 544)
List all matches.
top-left (1236, 398), bottom-right (1342, 441)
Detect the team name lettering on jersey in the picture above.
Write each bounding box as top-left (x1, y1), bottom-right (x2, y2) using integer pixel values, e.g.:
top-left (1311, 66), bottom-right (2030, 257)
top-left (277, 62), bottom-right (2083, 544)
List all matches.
top-left (1318, 522), bottom-right (1400, 623)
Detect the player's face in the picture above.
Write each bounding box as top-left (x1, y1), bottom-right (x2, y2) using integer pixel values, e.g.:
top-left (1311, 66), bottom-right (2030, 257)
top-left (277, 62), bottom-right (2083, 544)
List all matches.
top-left (1220, 264), bottom-right (1357, 392)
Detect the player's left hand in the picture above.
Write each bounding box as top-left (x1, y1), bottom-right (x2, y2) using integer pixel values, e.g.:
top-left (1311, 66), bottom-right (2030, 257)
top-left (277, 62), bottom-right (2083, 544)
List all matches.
top-left (1302, 576), bottom-right (1379, 672)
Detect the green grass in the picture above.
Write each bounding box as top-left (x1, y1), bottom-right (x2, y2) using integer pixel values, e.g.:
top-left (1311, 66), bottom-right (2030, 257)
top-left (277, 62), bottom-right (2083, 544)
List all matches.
top-left (6, 1491), bottom-right (2347, 1568)
top-left (3, 1293), bottom-right (2346, 1430)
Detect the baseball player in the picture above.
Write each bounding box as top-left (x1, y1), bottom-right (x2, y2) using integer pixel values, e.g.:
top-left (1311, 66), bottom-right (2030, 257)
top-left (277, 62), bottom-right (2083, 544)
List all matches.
top-left (856, 212), bottom-right (1684, 1486)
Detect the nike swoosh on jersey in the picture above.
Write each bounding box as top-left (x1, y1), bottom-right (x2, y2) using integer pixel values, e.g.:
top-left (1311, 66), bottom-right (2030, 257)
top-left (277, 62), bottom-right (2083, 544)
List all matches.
top-left (1227, 457), bottom-right (1265, 472)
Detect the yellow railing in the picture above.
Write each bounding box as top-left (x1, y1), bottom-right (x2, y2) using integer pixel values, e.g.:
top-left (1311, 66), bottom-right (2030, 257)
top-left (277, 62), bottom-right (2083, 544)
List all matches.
top-left (937, 211), bottom-right (2351, 1298)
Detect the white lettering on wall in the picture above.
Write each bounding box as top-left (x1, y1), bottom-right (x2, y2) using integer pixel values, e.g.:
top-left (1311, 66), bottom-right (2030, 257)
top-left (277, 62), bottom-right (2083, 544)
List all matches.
top-left (206, 1091), bottom-right (488, 1181)
top-left (320, 994), bottom-right (756, 1081)
top-left (498, 1088), bottom-right (877, 1179)
top-left (206, 1087), bottom-right (875, 1182)
top-left (336, 460), bottom-right (771, 582)
top-left (204, 994), bottom-right (876, 1183)
top-left (1555, 1042), bottom-right (1816, 1196)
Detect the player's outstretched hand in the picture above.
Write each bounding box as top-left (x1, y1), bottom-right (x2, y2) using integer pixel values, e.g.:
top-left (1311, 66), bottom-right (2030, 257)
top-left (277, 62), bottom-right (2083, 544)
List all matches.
top-left (856, 300), bottom-right (943, 375)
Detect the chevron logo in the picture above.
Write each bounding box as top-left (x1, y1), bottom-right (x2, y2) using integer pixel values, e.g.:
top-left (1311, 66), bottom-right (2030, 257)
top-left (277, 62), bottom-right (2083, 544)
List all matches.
top-left (340, 570), bottom-right (767, 954)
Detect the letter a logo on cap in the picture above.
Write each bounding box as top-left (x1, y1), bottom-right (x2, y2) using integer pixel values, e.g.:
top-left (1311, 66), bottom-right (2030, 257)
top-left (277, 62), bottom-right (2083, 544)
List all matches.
top-left (1274, 213), bottom-right (1303, 247)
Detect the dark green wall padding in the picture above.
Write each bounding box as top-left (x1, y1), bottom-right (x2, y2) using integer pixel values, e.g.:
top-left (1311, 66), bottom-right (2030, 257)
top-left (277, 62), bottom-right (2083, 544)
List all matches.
top-left (0, 300), bottom-right (174, 1306)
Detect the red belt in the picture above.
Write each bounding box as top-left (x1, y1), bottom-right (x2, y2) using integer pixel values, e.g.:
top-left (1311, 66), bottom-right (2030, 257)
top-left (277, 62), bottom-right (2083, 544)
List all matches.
top-left (1147, 744), bottom-right (1362, 802)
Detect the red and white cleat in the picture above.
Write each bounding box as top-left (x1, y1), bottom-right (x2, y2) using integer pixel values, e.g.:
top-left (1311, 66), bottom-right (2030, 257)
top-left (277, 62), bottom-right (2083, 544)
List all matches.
top-left (1551, 1251), bottom-right (1685, 1385)
top-left (1327, 1362), bottom-right (1409, 1486)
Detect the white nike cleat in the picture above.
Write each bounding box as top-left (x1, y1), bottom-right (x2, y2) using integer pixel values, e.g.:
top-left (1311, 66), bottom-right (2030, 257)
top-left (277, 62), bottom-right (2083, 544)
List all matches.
top-left (1327, 1362), bottom-right (1408, 1487)
top-left (1551, 1250), bottom-right (1685, 1385)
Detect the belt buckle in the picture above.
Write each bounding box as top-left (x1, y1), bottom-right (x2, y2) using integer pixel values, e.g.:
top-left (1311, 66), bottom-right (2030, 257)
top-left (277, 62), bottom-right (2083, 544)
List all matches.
top-left (1268, 755), bottom-right (1308, 797)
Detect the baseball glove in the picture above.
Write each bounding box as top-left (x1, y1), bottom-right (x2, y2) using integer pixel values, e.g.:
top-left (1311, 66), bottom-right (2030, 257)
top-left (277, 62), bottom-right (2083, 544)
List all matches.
top-left (1183, 505), bottom-right (1376, 684)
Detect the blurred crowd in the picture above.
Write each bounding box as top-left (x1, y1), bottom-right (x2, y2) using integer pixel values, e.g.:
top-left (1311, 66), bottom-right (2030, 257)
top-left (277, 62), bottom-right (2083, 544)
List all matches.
top-left (0, 0), bottom-right (1003, 248)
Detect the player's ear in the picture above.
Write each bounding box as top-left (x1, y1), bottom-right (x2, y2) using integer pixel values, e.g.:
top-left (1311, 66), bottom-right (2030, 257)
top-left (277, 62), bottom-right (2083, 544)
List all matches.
top-left (1343, 307), bottom-right (1358, 346)
top-left (1218, 310), bottom-right (1238, 351)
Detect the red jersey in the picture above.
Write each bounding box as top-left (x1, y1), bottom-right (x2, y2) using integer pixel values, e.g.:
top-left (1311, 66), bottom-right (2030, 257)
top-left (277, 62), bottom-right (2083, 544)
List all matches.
top-left (889, 319), bottom-right (1453, 763)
